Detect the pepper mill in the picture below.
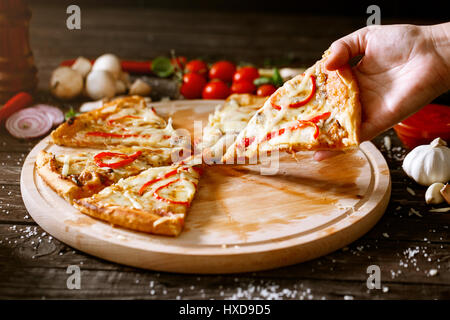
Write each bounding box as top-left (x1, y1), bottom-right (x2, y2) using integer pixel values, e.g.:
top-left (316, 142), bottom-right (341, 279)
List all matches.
top-left (0, 0), bottom-right (38, 103)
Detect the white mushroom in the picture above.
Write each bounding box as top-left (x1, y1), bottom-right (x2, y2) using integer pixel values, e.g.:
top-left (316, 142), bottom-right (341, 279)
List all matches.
top-left (92, 53), bottom-right (122, 79)
top-left (71, 56), bottom-right (92, 78)
top-left (425, 182), bottom-right (445, 204)
top-left (85, 70), bottom-right (116, 100)
top-left (50, 66), bottom-right (83, 100)
top-left (129, 79), bottom-right (152, 96)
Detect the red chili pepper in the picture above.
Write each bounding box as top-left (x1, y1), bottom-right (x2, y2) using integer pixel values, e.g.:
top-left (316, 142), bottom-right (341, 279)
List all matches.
top-left (138, 168), bottom-right (179, 195)
top-left (153, 179), bottom-right (190, 206)
top-left (86, 131), bottom-right (151, 138)
top-left (60, 59), bottom-right (153, 74)
top-left (271, 75), bottom-right (316, 110)
top-left (138, 166), bottom-right (200, 196)
top-left (94, 151), bottom-right (142, 169)
top-left (0, 92), bottom-right (33, 123)
top-left (261, 111), bottom-right (331, 144)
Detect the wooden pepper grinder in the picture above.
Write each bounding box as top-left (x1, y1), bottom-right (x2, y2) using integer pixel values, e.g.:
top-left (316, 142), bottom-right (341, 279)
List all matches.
top-left (0, 0), bottom-right (38, 103)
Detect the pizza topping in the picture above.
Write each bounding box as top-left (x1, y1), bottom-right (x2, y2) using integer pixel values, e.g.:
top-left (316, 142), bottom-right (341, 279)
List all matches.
top-left (107, 115), bottom-right (141, 126)
top-left (243, 112), bottom-right (332, 148)
top-left (61, 155), bottom-right (71, 176)
top-left (271, 75), bottom-right (316, 110)
top-left (94, 151), bottom-right (142, 169)
top-left (86, 131), bottom-right (151, 139)
top-left (138, 166), bottom-right (200, 196)
top-left (153, 179), bottom-right (190, 206)
top-left (124, 190), bottom-right (144, 209)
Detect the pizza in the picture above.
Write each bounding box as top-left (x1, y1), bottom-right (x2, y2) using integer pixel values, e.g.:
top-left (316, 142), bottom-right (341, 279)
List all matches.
top-left (74, 164), bottom-right (201, 236)
top-left (51, 95), bottom-right (189, 150)
top-left (36, 146), bottom-right (179, 203)
top-left (222, 52), bottom-right (361, 162)
top-left (197, 94), bottom-right (267, 162)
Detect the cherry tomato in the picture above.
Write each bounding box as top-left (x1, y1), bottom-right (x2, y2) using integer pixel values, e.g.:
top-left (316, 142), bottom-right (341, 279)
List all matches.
top-left (185, 60), bottom-right (208, 78)
top-left (180, 73), bottom-right (207, 99)
top-left (256, 84), bottom-right (277, 97)
top-left (231, 80), bottom-right (256, 94)
top-left (202, 80), bottom-right (230, 99)
top-left (209, 61), bottom-right (236, 82)
top-left (233, 66), bottom-right (259, 83)
top-left (171, 56), bottom-right (187, 69)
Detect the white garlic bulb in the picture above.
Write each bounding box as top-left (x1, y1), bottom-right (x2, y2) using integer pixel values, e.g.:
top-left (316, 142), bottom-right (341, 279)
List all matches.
top-left (402, 138), bottom-right (450, 186)
top-left (425, 182), bottom-right (445, 204)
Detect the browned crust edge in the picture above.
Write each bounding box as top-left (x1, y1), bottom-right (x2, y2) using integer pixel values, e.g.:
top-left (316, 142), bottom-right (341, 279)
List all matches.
top-left (35, 151), bottom-right (81, 203)
top-left (73, 198), bottom-right (184, 237)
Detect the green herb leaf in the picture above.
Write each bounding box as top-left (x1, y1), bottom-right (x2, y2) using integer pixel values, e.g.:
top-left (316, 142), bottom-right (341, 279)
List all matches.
top-left (253, 77), bottom-right (272, 86)
top-left (65, 107), bottom-right (79, 120)
top-left (152, 56), bottom-right (174, 78)
top-left (272, 68), bottom-right (284, 87)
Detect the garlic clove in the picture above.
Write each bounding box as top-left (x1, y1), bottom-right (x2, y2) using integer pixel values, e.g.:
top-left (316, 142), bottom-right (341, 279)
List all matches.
top-left (425, 182), bottom-right (445, 204)
top-left (440, 183), bottom-right (450, 204)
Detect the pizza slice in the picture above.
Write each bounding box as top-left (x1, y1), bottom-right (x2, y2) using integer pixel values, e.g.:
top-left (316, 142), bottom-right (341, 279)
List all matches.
top-left (196, 94), bottom-right (267, 162)
top-left (222, 52), bottom-right (361, 162)
top-left (73, 164), bottom-right (201, 236)
top-left (36, 146), bottom-right (181, 203)
top-left (51, 95), bottom-right (189, 149)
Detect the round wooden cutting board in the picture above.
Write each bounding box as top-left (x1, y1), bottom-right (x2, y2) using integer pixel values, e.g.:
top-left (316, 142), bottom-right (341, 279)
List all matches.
top-left (21, 100), bottom-right (391, 274)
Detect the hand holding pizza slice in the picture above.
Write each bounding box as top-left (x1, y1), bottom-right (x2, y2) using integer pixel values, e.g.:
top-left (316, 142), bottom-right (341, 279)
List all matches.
top-left (222, 51), bottom-right (361, 162)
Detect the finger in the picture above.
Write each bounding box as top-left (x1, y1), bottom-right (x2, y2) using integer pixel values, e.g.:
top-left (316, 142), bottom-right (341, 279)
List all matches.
top-left (325, 27), bottom-right (369, 71)
top-left (313, 150), bottom-right (344, 162)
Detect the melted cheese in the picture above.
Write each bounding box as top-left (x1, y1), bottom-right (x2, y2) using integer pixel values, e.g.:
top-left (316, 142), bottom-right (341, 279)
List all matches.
top-left (61, 155), bottom-right (70, 176)
top-left (87, 164), bottom-right (200, 215)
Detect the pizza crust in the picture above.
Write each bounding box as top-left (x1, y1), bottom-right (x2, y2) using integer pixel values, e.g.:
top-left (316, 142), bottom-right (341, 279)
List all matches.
top-left (73, 198), bottom-right (184, 236)
top-left (36, 151), bottom-right (86, 203)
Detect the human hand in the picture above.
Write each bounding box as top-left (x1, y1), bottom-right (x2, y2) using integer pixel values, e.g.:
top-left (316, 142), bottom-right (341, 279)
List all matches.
top-left (314, 23), bottom-right (450, 161)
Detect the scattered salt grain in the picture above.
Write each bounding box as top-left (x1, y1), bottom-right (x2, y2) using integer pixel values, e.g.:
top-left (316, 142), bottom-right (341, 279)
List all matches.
top-left (428, 269), bottom-right (438, 277)
top-left (382, 233), bottom-right (389, 238)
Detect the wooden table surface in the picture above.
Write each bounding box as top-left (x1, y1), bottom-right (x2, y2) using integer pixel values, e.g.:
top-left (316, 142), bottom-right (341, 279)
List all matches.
top-left (0, 2), bottom-right (449, 299)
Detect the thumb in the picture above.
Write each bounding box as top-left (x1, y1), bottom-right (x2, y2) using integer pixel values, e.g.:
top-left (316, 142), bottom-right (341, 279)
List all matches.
top-left (325, 27), bottom-right (369, 71)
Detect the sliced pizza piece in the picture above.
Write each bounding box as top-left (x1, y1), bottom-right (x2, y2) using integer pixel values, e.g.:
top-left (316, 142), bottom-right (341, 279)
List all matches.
top-left (36, 146), bottom-right (179, 203)
top-left (196, 94), bottom-right (267, 162)
top-left (51, 95), bottom-right (189, 149)
top-left (222, 52), bottom-right (361, 162)
top-left (74, 164), bottom-right (201, 236)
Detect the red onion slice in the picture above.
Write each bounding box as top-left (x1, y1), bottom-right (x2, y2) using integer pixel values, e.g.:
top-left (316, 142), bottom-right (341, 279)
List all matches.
top-left (34, 104), bottom-right (64, 126)
top-left (5, 108), bottom-right (52, 139)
